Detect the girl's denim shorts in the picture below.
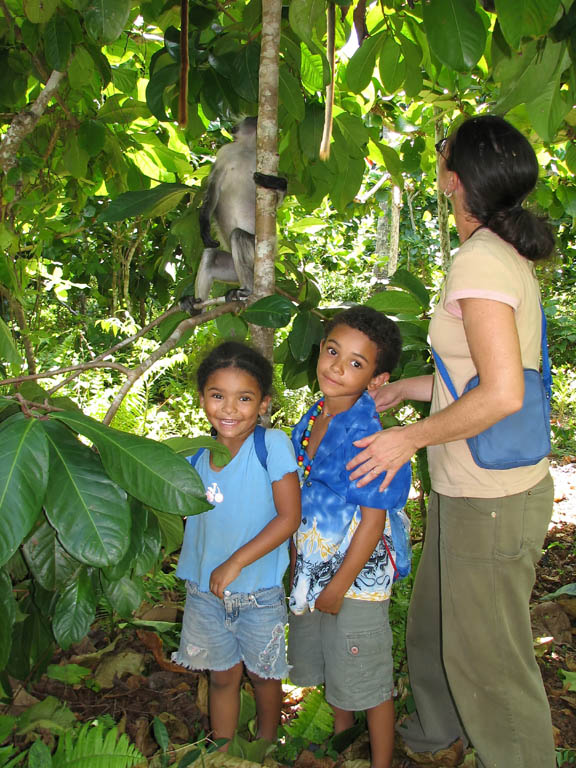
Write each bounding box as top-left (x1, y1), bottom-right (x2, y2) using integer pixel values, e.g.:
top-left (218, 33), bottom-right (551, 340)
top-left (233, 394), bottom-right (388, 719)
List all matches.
top-left (172, 581), bottom-right (290, 680)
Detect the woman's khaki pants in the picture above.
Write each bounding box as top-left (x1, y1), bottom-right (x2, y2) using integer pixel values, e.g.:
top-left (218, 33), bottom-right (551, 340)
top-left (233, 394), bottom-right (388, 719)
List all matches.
top-left (398, 473), bottom-right (556, 768)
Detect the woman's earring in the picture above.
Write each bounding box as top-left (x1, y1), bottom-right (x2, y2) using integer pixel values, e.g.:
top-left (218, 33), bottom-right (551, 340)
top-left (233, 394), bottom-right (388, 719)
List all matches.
top-left (443, 187), bottom-right (453, 199)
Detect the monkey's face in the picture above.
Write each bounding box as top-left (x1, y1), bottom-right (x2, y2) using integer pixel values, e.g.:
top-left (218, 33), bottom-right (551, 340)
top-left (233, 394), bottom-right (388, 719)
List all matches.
top-left (199, 367), bottom-right (270, 450)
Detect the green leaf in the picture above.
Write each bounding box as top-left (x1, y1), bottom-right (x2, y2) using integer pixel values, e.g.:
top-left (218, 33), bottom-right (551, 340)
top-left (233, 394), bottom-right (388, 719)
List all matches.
top-left (50, 411), bottom-right (212, 517)
top-left (378, 36), bottom-right (406, 94)
top-left (23, 0), bottom-right (58, 23)
top-left (0, 570), bottom-right (15, 669)
top-left (422, 0), bottom-right (486, 71)
top-left (27, 739), bottom-right (52, 767)
top-left (43, 420), bottom-right (131, 567)
top-left (242, 295), bottom-right (296, 328)
top-left (495, 0), bottom-right (561, 50)
top-left (98, 184), bottom-right (190, 222)
top-left (22, 520), bottom-right (79, 591)
top-left (60, 133), bottom-right (89, 179)
top-left (68, 45), bottom-right (97, 89)
top-left (346, 31), bottom-right (383, 93)
top-left (282, 687), bottom-right (334, 743)
top-left (16, 696), bottom-right (76, 735)
top-left (389, 269), bottom-right (430, 311)
top-left (495, 39), bottom-right (565, 113)
top-left (44, 15), bottom-right (72, 71)
top-left (102, 574), bottom-right (145, 617)
top-left (96, 96), bottom-right (151, 124)
top-left (0, 414), bottom-right (48, 567)
top-left (52, 722), bottom-right (144, 766)
top-left (163, 436), bottom-right (231, 467)
top-left (0, 317), bottom-right (22, 367)
top-left (560, 669), bottom-right (576, 692)
top-left (525, 51), bottom-right (572, 141)
top-left (78, 119), bottom-right (106, 157)
top-left (540, 582), bottom-right (576, 601)
top-left (84, 0), bottom-right (131, 43)
top-left (279, 66), bottom-right (305, 121)
top-left (215, 313), bottom-right (248, 340)
top-left (53, 568), bottom-right (97, 649)
top-left (289, 0), bottom-right (326, 52)
top-left (288, 311), bottom-right (324, 362)
top-left (231, 44), bottom-right (260, 102)
top-left (146, 63), bottom-right (179, 121)
top-left (151, 508), bottom-right (183, 555)
top-left (46, 663), bottom-right (91, 684)
top-left (153, 716), bottom-right (170, 752)
top-left (565, 142), bottom-right (576, 174)
top-left (299, 43), bottom-right (325, 92)
top-left (366, 289), bottom-right (422, 316)
top-left (133, 513), bottom-right (161, 576)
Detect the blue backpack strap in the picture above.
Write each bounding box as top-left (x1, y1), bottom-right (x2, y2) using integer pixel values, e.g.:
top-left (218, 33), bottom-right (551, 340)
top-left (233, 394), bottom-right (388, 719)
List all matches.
top-left (540, 303), bottom-right (552, 400)
top-left (253, 424), bottom-right (268, 471)
top-left (432, 347), bottom-right (459, 401)
top-left (186, 449), bottom-right (204, 468)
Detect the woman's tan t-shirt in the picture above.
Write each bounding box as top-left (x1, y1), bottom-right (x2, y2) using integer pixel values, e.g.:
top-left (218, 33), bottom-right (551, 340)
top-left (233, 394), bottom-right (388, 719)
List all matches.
top-left (428, 228), bottom-right (549, 498)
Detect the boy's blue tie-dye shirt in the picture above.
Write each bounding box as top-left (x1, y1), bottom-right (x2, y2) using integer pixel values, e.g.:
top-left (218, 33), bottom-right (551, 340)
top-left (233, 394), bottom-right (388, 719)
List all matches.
top-left (290, 391), bottom-right (412, 614)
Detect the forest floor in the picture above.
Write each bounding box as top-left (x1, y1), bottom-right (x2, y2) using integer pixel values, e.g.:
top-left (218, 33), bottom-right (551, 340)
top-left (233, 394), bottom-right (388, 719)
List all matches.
top-left (6, 463), bottom-right (576, 767)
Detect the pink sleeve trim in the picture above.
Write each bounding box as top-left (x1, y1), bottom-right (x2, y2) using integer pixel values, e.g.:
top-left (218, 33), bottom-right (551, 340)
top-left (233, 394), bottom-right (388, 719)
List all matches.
top-left (444, 289), bottom-right (519, 318)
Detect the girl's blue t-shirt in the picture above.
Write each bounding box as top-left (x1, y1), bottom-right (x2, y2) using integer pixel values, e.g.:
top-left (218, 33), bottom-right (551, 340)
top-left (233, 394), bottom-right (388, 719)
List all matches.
top-left (176, 429), bottom-right (298, 594)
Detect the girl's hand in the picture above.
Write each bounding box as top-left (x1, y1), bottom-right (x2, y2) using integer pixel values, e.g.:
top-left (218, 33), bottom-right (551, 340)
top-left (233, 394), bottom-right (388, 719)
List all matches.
top-left (210, 558), bottom-right (242, 599)
top-left (346, 426), bottom-right (418, 490)
top-left (314, 586), bottom-right (344, 615)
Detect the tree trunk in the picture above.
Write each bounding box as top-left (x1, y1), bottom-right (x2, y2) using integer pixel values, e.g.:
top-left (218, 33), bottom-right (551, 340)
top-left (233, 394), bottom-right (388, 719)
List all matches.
top-left (388, 185), bottom-right (402, 277)
top-left (251, 0), bottom-right (282, 363)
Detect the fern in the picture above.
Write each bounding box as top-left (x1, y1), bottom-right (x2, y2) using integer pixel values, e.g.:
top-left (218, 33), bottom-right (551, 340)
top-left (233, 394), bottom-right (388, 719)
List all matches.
top-left (282, 687), bottom-right (334, 744)
top-left (52, 722), bottom-right (144, 768)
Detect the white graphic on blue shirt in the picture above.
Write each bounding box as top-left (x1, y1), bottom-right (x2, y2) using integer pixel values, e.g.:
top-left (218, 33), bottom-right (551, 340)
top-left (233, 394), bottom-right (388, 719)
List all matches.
top-left (206, 482), bottom-right (223, 504)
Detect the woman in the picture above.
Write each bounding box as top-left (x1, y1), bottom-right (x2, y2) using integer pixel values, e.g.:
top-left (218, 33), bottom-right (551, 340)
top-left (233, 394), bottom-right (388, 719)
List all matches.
top-left (347, 115), bottom-right (556, 768)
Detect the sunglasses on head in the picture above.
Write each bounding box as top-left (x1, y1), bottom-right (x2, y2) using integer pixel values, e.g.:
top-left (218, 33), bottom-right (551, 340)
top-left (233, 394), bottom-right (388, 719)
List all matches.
top-left (435, 137), bottom-right (449, 158)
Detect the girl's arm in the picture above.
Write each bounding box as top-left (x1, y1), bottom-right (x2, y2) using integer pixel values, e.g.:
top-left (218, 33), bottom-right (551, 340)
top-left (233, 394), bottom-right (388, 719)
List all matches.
top-left (370, 375), bottom-right (434, 413)
top-left (209, 471), bottom-right (301, 598)
top-left (314, 505), bottom-right (387, 615)
top-left (347, 298), bottom-right (524, 489)
top-left (289, 538), bottom-right (297, 591)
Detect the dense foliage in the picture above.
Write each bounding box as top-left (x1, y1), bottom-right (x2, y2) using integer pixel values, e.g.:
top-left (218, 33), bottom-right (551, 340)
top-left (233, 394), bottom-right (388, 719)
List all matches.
top-left (0, 0), bottom-right (575, 718)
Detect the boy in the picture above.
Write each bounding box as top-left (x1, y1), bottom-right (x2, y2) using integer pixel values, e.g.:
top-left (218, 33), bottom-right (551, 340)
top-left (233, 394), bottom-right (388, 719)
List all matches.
top-left (288, 306), bottom-right (412, 768)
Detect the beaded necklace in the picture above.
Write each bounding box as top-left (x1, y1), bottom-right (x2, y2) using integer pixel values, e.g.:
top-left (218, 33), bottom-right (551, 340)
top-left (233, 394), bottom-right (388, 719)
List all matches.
top-left (297, 399), bottom-right (324, 479)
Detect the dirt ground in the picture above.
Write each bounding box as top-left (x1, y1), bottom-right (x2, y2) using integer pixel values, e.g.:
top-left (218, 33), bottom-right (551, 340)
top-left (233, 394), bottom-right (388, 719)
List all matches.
top-left (7, 463), bottom-right (576, 765)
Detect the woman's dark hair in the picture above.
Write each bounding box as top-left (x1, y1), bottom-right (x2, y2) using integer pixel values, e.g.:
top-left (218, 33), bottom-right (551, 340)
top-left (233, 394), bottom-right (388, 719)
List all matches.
top-left (197, 341), bottom-right (273, 398)
top-left (447, 115), bottom-right (554, 261)
top-left (323, 305), bottom-right (402, 376)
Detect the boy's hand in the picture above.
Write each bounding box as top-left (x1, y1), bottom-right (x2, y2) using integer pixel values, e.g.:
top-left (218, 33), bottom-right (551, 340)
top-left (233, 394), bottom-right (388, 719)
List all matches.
top-left (314, 586), bottom-right (344, 615)
top-left (210, 558), bottom-right (242, 599)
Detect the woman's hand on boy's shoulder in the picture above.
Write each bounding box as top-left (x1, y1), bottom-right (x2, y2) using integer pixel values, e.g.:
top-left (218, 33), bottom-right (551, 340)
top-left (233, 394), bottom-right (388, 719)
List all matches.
top-left (314, 585), bottom-right (344, 615)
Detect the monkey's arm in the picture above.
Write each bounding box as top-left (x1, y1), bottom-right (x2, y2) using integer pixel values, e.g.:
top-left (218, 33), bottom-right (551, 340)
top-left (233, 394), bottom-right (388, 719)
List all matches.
top-left (199, 169), bottom-right (222, 248)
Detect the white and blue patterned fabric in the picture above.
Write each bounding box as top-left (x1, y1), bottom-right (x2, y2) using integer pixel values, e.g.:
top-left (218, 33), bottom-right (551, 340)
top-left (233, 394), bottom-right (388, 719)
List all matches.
top-left (290, 391), bottom-right (412, 614)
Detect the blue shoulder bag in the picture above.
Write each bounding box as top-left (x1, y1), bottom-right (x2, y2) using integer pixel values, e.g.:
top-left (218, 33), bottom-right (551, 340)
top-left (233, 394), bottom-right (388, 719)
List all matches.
top-left (432, 305), bottom-right (552, 470)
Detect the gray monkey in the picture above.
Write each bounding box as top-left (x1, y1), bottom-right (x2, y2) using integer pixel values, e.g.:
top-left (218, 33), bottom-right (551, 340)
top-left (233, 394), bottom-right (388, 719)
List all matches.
top-left (182, 117), bottom-right (286, 311)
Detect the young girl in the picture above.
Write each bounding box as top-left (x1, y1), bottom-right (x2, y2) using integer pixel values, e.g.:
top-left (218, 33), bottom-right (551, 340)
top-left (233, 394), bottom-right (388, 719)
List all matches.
top-left (173, 341), bottom-right (300, 745)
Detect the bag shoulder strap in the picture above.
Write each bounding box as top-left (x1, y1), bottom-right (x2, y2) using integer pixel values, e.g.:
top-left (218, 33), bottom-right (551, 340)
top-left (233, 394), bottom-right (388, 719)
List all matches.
top-left (187, 427), bottom-right (269, 471)
top-left (433, 302), bottom-right (552, 403)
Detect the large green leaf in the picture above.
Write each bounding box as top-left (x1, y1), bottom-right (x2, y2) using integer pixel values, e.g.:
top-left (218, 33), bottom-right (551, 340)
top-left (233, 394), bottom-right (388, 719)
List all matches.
top-left (346, 31), bottom-right (383, 93)
top-left (68, 45), bottom-right (97, 89)
top-left (78, 119), bottom-right (106, 157)
top-left (44, 15), bottom-right (72, 71)
top-left (378, 36), bottom-right (406, 94)
top-left (23, 0), bottom-right (58, 23)
top-left (43, 420), bottom-right (131, 567)
top-left (146, 63), bottom-right (179, 121)
top-left (98, 184), bottom-right (190, 222)
top-left (102, 500), bottom-right (147, 582)
top-left (133, 513), bottom-right (161, 577)
top-left (231, 43), bottom-right (260, 102)
top-left (527, 73), bottom-right (572, 142)
top-left (163, 436), bottom-right (231, 466)
top-left (389, 268), bottom-right (430, 312)
top-left (242, 295), bottom-right (296, 328)
top-left (0, 570), bottom-right (15, 669)
top-left (6, 594), bottom-right (54, 680)
top-left (96, 96), bottom-right (151, 124)
top-left (279, 66), bottom-right (305, 121)
top-left (151, 508), bottom-right (183, 555)
top-left (0, 414), bottom-right (48, 567)
top-left (366, 289), bottom-right (422, 316)
top-left (495, 0), bottom-right (561, 50)
top-left (84, 0), bottom-right (131, 43)
top-left (289, 0), bottom-right (326, 52)
top-left (496, 39), bottom-right (567, 113)
top-left (50, 411), bottom-right (212, 516)
top-left (422, 0), bottom-right (486, 71)
top-left (60, 133), bottom-right (89, 179)
top-left (0, 318), bottom-right (22, 367)
top-left (53, 568), bottom-right (97, 649)
top-left (288, 311), bottom-right (324, 362)
top-left (102, 574), bottom-right (145, 617)
top-left (22, 520), bottom-right (79, 591)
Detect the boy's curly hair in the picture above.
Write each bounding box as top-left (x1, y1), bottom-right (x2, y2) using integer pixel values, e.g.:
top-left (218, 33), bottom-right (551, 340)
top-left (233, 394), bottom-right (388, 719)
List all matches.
top-left (324, 305), bottom-right (402, 376)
